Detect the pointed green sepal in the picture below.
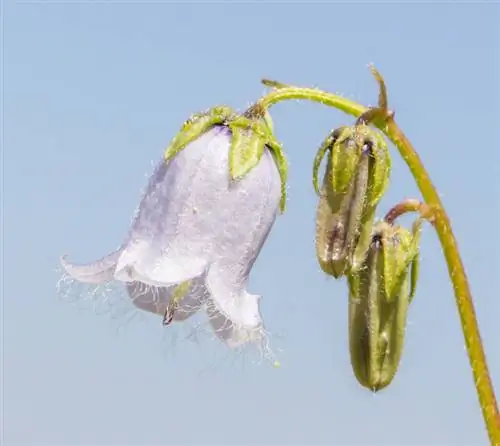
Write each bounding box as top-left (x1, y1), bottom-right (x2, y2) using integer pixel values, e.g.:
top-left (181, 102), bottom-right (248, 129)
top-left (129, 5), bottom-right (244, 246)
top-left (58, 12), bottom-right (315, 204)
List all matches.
top-left (228, 122), bottom-right (266, 181)
top-left (331, 126), bottom-right (362, 194)
top-left (381, 225), bottom-right (408, 302)
top-left (229, 114), bottom-right (288, 213)
top-left (313, 130), bottom-right (338, 195)
top-left (408, 218), bottom-right (423, 303)
top-left (368, 132), bottom-right (391, 206)
top-left (267, 140), bottom-right (288, 213)
top-left (164, 106), bottom-right (288, 213)
top-left (263, 110), bottom-right (274, 134)
top-left (164, 106), bottom-right (234, 163)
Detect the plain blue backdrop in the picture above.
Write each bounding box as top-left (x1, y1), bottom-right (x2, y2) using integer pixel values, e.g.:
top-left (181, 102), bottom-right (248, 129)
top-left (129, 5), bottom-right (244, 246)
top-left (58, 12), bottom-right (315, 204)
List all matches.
top-left (3, 1), bottom-right (499, 444)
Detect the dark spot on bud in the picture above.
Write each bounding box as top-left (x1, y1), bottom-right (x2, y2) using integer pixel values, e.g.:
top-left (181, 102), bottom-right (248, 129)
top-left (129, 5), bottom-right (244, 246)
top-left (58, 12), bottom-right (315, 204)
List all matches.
top-left (363, 139), bottom-right (374, 156)
top-left (332, 127), bottom-right (343, 140)
top-left (372, 233), bottom-right (383, 249)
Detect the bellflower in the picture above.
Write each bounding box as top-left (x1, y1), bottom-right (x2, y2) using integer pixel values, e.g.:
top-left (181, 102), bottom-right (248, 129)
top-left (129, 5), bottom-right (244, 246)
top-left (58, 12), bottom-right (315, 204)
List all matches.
top-left (61, 106), bottom-right (288, 348)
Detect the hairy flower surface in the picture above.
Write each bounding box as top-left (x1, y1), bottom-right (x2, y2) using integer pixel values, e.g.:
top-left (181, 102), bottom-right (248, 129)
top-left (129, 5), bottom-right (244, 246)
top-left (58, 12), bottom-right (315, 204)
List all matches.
top-left (314, 125), bottom-right (391, 278)
top-left (62, 122), bottom-right (282, 348)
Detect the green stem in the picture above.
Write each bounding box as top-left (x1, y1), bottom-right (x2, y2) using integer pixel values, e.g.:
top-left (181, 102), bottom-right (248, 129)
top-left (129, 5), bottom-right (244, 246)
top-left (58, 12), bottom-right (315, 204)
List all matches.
top-left (383, 198), bottom-right (432, 225)
top-left (256, 82), bottom-right (500, 445)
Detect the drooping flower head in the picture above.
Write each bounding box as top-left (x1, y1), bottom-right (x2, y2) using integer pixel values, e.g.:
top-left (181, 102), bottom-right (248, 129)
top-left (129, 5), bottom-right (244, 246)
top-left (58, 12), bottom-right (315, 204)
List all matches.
top-left (61, 105), bottom-right (288, 349)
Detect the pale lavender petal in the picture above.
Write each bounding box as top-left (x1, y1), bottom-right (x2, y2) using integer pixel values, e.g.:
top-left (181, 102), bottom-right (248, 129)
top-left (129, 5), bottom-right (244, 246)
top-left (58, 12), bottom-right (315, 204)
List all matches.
top-left (60, 250), bottom-right (121, 284)
top-left (204, 148), bottom-right (281, 346)
top-left (114, 127), bottom-right (233, 286)
top-left (126, 278), bottom-right (207, 321)
top-left (61, 123), bottom-right (281, 349)
top-left (206, 295), bottom-right (264, 348)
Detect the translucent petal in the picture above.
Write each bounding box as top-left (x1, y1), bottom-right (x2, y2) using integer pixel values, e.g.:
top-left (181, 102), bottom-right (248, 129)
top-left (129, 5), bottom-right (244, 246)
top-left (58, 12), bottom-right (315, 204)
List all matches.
top-left (126, 278), bottom-right (207, 321)
top-left (203, 148), bottom-right (281, 346)
top-left (206, 294), bottom-right (264, 348)
top-left (114, 126), bottom-right (235, 285)
top-left (61, 125), bottom-right (281, 348)
top-left (60, 250), bottom-right (121, 284)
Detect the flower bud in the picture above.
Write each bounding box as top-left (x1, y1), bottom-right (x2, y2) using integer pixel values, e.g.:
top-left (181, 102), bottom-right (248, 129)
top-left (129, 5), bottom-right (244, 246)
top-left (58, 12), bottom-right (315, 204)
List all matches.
top-left (348, 218), bottom-right (422, 391)
top-left (313, 125), bottom-right (391, 278)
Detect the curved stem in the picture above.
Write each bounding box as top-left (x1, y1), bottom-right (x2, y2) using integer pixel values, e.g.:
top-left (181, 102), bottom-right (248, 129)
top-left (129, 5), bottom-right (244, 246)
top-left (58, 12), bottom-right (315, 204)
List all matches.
top-left (385, 120), bottom-right (500, 444)
top-left (383, 198), bottom-right (435, 225)
top-left (257, 80), bottom-right (500, 444)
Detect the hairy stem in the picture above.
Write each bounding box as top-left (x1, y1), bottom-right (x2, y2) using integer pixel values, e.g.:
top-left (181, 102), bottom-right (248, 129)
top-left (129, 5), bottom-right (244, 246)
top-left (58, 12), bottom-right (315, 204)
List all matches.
top-left (256, 78), bottom-right (500, 444)
top-left (383, 198), bottom-right (434, 225)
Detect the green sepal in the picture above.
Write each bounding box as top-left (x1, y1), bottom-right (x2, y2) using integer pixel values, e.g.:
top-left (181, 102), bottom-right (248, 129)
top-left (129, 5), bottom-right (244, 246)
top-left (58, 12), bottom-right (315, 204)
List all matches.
top-left (164, 106), bottom-right (234, 163)
top-left (350, 204), bottom-right (376, 273)
top-left (267, 139), bottom-right (288, 213)
top-left (164, 105), bottom-right (288, 213)
top-left (228, 122), bottom-right (266, 181)
top-left (313, 130), bottom-right (338, 195)
top-left (162, 280), bottom-right (192, 325)
top-left (229, 115), bottom-right (288, 213)
top-left (367, 132), bottom-right (391, 207)
top-left (408, 217), bottom-right (423, 303)
top-left (381, 224), bottom-right (413, 302)
top-left (331, 127), bottom-right (362, 194)
top-left (263, 110), bottom-right (274, 134)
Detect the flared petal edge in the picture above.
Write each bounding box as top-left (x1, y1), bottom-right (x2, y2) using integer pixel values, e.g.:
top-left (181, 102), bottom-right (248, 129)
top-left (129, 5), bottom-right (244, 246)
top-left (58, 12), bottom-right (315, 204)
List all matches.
top-left (60, 250), bottom-right (121, 284)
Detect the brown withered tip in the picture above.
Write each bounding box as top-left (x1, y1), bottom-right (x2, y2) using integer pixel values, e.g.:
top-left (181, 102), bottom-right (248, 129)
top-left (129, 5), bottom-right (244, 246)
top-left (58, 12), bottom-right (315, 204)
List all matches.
top-left (162, 305), bottom-right (175, 326)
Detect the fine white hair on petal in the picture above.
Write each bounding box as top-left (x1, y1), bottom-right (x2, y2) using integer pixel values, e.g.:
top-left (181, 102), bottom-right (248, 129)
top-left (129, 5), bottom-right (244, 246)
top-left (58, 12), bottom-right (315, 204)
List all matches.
top-left (113, 128), bottom-right (227, 286)
top-left (126, 278), bottom-right (207, 322)
top-left (60, 250), bottom-right (121, 284)
top-left (61, 125), bottom-right (281, 348)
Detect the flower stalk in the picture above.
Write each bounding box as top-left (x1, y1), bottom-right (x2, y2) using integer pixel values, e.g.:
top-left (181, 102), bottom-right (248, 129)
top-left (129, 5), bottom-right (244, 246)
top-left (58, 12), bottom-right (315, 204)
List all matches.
top-left (257, 69), bottom-right (499, 444)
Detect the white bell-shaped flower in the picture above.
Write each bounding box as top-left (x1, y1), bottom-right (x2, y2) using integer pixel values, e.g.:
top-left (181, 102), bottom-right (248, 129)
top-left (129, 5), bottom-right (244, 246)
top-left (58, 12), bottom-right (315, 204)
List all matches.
top-left (61, 125), bottom-right (282, 348)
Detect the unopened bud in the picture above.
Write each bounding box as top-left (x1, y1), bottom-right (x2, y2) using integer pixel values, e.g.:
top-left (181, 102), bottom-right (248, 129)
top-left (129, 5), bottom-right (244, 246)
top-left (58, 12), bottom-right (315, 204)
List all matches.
top-left (348, 218), bottom-right (422, 391)
top-left (314, 125), bottom-right (391, 278)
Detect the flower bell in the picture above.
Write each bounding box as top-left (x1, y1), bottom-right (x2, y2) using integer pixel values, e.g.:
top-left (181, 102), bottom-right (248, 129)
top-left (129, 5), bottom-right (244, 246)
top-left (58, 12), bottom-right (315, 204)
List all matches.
top-left (313, 124), bottom-right (391, 278)
top-left (347, 217), bottom-right (422, 391)
top-left (61, 105), bottom-right (288, 348)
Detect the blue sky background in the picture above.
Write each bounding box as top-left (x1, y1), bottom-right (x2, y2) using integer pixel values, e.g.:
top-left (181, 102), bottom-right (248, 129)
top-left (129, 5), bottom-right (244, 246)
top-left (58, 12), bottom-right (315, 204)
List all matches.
top-left (3, 1), bottom-right (499, 445)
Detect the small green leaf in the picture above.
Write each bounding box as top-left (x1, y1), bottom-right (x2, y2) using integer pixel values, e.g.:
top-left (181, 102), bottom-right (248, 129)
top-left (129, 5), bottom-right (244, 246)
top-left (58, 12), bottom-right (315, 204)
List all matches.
top-left (228, 124), bottom-right (266, 181)
top-left (408, 217), bottom-right (423, 303)
top-left (267, 140), bottom-right (288, 213)
top-left (350, 205), bottom-right (376, 273)
top-left (381, 226), bottom-right (399, 302)
top-left (164, 106), bottom-right (233, 163)
top-left (341, 151), bottom-right (370, 270)
top-left (263, 110), bottom-right (274, 134)
top-left (163, 280), bottom-right (192, 325)
top-left (331, 127), bottom-right (362, 194)
top-left (409, 254), bottom-right (419, 304)
top-left (383, 226), bottom-right (415, 302)
top-left (313, 133), bottom-right (334, 195)
top-left (368, 132), bottom-right (391, 206)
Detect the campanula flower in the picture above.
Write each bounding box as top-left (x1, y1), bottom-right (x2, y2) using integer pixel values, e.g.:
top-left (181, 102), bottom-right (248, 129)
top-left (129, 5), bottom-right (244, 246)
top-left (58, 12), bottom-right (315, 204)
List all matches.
top-left (61, 106), bottom-right (287, 348)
